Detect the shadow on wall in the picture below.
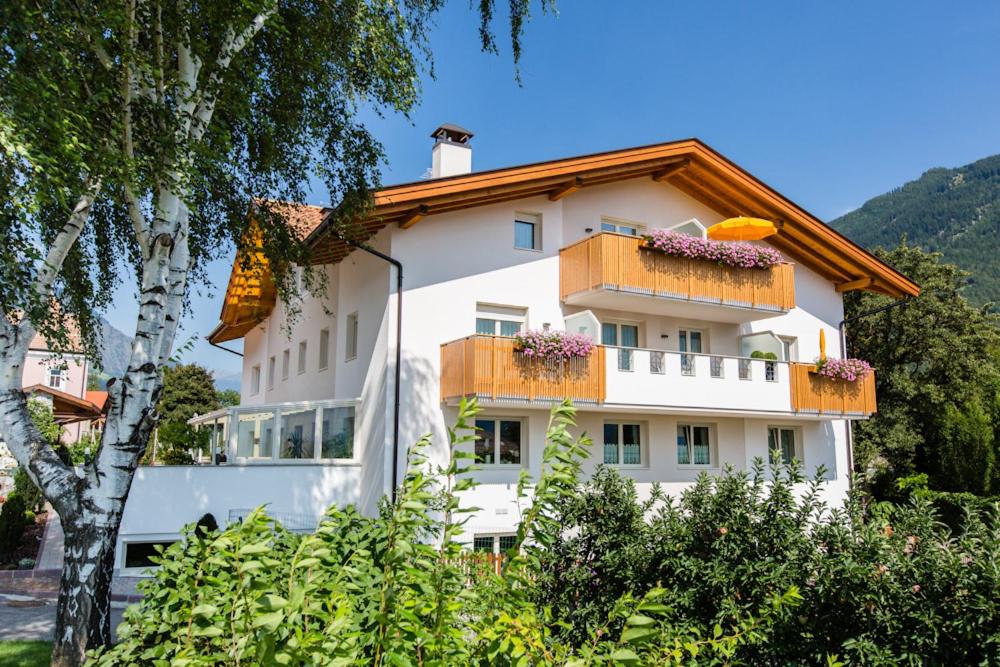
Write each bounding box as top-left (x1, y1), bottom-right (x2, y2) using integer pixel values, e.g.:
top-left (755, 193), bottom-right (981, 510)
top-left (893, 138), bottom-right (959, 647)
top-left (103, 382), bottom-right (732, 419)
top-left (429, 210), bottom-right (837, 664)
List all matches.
top-left (397, 351), bottom-right (450, 476)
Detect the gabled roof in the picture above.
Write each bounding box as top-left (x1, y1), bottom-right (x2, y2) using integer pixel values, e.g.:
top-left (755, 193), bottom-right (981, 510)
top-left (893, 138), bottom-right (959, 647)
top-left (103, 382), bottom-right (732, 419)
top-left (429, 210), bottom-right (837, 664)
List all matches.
top-left (209, 138), bottom-right (919, 343)
top-left (24, 384), bottom-right (105, 424)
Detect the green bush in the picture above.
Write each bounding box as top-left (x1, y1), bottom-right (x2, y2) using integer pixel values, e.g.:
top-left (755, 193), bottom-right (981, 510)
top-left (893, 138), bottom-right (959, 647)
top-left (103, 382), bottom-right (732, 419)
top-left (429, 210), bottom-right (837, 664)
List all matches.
top-left (749, 350), bottom-right (778, 361)
top-left (12, 468), bottom-right (43, 513)
top-left (0, 492), bottom-right (29, 562)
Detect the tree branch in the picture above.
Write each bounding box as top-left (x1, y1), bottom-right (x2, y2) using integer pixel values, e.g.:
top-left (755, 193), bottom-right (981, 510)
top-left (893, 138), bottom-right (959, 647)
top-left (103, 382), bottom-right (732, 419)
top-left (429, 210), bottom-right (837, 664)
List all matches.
top-left (34, 181), bottom-right (102, 300)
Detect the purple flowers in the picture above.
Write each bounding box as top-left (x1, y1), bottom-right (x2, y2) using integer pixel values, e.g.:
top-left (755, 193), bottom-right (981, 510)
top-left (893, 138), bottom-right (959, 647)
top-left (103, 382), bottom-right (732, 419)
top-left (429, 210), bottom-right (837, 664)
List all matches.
top-left (815, 357), bottom-right (873, 382)
top-left (514, 329), bottom-right (594, 362)
top-left (642, 229), bottom-right (783, 270)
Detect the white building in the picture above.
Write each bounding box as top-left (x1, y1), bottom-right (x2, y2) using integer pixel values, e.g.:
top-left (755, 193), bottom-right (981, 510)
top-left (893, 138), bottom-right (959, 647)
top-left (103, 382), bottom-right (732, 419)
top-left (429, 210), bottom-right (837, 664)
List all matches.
top-left (115, 129), bottom-right (919, 570)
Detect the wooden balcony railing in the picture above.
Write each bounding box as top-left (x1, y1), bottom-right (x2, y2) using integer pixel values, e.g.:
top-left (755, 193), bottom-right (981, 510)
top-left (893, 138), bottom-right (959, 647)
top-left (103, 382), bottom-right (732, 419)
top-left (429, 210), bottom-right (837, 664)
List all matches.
top-left (789, 362), bottom-right (877, 416)
top-left (440, 335), bottom-right (606, 404)
top-left (560, 233), bottom-right (796, 312)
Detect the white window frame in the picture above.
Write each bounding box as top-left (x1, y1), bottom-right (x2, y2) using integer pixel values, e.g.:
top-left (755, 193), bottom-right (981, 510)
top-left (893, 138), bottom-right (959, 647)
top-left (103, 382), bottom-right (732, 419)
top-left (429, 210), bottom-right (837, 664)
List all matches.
top-left (778, 336), bottom-right (798, 362)
top-left (473, 416), bottom-right (526, 468)
top-left (600, 216), bottom-right (645, 236)
top-left (281, 349), bottom-right (290, 380)
top-left (472, 533), bottom-right (518, 555)
top-left (602, 421), bottom-right (646, 467)
top-left (319, 328), bottom-right (330, 371)
top-left (668, 218), bottom-right (707, 239)
top-left (47, 367), bottom-right (63, 389)
top-left (767, 425), bottom-right (803, 465)
top-left (677, 423), bottom-right (717, 468)
top-left (475, 303), bottom-right (527, 337)
top-left (345, 312), bottom-right (359, 361)
top-left (297, 340), bottom-right (307, 375)
top-left (514, 212), bottom-right (542, 251)
top-left (267, 356), bottom-right (276, 390)
top-left (250, 365), bottom-right (261, 395)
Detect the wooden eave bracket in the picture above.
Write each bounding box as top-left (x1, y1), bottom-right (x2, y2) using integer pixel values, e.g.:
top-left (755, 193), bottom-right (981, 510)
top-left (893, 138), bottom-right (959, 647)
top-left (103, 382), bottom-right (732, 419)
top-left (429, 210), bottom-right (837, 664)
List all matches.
top-left (548, 177), bottom-right (584, 201)
top-left (835, 277), bottom-right (874, 293)
top-left (398, 204), bottom-right (430, 229)
top-left (651, 159), bottom-right (690, 182)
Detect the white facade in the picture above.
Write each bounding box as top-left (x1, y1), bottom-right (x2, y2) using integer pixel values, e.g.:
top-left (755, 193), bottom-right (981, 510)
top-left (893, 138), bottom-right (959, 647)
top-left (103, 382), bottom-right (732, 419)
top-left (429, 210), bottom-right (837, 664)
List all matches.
top-left (116, 140), bottom-right (878, 568)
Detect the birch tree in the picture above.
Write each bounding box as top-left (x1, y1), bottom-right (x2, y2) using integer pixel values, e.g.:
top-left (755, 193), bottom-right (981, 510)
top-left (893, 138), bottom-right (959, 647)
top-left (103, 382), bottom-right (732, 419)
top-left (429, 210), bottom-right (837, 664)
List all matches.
top-left (0, 1), bottom-right (549, 664)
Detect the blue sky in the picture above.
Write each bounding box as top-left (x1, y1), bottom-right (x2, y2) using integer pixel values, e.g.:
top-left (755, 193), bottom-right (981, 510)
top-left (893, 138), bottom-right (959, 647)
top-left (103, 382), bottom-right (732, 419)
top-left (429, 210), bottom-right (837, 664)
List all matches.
top-left (105, 0), bottom-right (1000, 383)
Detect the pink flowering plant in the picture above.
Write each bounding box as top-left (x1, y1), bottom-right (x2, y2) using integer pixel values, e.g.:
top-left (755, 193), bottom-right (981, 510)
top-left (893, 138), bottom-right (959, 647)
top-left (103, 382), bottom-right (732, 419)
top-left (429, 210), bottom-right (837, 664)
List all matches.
top-left (642, 229), bottom-right (783, 269)
top-left (814, 357), bottom-right (873, 382)
top-left (514, 329), bottom-right (594, 362)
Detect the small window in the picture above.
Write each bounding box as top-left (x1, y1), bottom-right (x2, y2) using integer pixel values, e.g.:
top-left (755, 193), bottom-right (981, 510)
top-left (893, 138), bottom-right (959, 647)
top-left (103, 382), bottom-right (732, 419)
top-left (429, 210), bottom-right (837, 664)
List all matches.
top-left (677, 424), bottom-right (713, 466)
top-left (514, 213), bottom-right (541, 250)
top-left (250, 365), bottom-right (261, 395)
top-left (768, 426), bottom-right (801, 465)
top-left (319, 329), bottom-right (330, 370)
top-left (604, 422), bottom-right (642, 465)
top-left (123, 541), bottom-right (176, 569)
top-left (600, 217), bottom-right (644, 236)
top-left (473, 534), bottom-right (517, 554)
top-left (47, 367), bottom-right (63, 389)
top-left (281, 349), bottom-right (290, 380)
top-left (474, 418), bottom-right (523, 466)
top-left (669, 219), bottom-right (707, 238)
top-left (267, 356), bottom-right (276, 390)
top-left (345, 312), bottom-right (359, 361)
top-left (476, 303), bottom-right (526, 337)
top-left (297, 341), bottom-right (307, 374)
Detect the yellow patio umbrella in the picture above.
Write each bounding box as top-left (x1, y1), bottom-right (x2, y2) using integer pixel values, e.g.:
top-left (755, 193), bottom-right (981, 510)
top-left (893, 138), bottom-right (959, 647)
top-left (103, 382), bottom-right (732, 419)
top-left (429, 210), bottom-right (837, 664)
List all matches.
top-left (819, 329), bottom-right (827, 362)
top-left (707, 217), bottom-right (778, 242)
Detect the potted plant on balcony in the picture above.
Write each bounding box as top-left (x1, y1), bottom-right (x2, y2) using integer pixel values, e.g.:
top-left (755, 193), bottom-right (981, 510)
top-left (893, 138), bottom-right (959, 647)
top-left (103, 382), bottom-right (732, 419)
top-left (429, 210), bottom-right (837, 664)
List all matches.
top-left (813, 357), bottom-right (873, 383)
top-left (513, 329), bottom-right (594, 363)
top-left (642, 229), bottom-right (783, 270)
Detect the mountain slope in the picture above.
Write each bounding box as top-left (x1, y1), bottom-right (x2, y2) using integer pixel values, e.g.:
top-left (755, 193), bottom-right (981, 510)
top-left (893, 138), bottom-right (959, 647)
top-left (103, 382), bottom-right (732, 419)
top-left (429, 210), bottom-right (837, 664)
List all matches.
top-left (831, 154), bottom-right (1000, 306)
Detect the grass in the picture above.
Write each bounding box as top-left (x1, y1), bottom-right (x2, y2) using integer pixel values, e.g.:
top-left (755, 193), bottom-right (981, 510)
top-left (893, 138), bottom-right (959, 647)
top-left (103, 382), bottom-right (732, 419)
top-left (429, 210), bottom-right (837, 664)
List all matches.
top-left (0, 640), bottom-right (52, 666)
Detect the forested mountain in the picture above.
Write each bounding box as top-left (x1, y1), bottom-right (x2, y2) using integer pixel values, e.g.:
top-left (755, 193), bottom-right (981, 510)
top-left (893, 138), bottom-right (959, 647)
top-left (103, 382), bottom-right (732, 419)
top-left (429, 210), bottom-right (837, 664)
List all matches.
top-left (831, 154), bottom-right (1000, 307)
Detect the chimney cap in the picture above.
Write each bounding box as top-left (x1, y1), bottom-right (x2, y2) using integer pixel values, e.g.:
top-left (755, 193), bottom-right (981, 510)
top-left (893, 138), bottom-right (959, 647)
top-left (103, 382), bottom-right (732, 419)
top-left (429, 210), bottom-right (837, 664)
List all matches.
top-left (431, 123), bottom-right (473, 144)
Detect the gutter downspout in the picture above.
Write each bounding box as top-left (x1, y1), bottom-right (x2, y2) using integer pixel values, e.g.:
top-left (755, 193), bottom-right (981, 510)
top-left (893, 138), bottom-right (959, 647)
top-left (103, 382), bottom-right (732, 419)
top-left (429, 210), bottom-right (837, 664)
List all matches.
top-left (340, 237), bottom-right (404, 505)
top-left (209, 340), bottom-right (244, 358)
top-left (838, 295), bottom-right (914, 491)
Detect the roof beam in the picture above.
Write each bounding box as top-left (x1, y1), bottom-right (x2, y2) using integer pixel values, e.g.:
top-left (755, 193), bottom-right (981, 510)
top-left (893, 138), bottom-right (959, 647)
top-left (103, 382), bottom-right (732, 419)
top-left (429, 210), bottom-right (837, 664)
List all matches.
top-left (651, 159), bottom-right (690, 182)
top-left (836, 277), bottom-right (874, 293)
top-left (398, 205), bottom-right (429, 229)
top-left (548, 177), bottom-right (584, 201)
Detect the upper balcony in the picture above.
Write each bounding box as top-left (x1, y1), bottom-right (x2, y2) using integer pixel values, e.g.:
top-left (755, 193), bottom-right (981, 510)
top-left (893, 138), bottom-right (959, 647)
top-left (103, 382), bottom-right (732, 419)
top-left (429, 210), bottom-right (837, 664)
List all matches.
top-left (440, 335), bottom-right (875, 418)
top-left (559, 233), bottom-right (796, 322)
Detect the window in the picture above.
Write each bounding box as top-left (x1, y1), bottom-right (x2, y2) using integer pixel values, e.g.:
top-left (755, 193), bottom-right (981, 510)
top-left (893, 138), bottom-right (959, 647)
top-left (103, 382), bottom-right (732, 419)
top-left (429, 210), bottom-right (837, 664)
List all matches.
top-left (669, 219), bottom-right (707, 238)
top-left (321, 406), bottom-right (355, 459)
top-left (474, 418), bottom-right (523, 465)
top-left (250, 365), bottom-right (261, 395)
top-left (768, 426), bottom-right (801, 465)
top-left (476, 304), bottom-right (526, 337)
top-left (281, 349), bottom-right (290, 380)
top-left (779, 336), bottom-right (798, 362)
top-left (677, 424), bottom-right (713, 466)
top-left (679, 329), bottom-right (704, 376)
top-left (267, 356), bottom-right (276, 390)
top-left (319, 329), bottom-right (330, 370)
top-left (473, 534), bottom-right (517, 554)
top-left (280, 408), bottom-right (316, 459)
top-left (345, 312), bottom-right (358, 361)
top-left (604, 422), bottom-right (642, 465)
top-left (297, 340), bottom-right (307, 374)
top-left (237, 411), bottom-right (274, 458)
top-left (600, 217), bottom-right (643, 236)
top-left (47, 367), bottom-right (63, 389)
top-left (602, 322), bottom-right (639, 372)
top-left (514, 213), bottom-right (541, 250)
top-left (123, 541), bottom-right (176, 569)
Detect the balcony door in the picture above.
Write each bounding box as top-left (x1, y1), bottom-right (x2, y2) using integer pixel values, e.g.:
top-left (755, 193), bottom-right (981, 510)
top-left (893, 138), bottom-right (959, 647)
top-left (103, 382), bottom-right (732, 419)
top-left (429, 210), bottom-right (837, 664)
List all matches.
top-left (603, 322), bottom-right (639, 371)
top-left (678, 329), bottom-right (703, 376)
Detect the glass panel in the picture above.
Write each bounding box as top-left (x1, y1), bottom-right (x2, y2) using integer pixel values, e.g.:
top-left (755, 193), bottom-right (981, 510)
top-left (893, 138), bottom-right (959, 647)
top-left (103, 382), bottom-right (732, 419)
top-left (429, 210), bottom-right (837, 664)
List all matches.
top-left (499, 320), bottom-right (522, 337)
top-left (514, 220), bottom-right (536, 249)
top-left (280, 408), bottom-right (316, 459)
top-left (650, 351), bottom-right (664, 374)
top-left (693, 426), bottom-right (711, 465)
top-left (475, 419), bottom-right (496, 464)
top-left (499, 420), bottom-right (521, 464)
top-left (619, 225), bottom-right (638, 236)
top-left (124, 541), bottom-right (176, 569)
top-left (601, 323), bottom-right (617, 346)
top-left (618, 348), bottom-right (633, 372)
top-left (601, 222), bottom-right (617, 233)
top-left (603, 423), bottom-right (619, 464)
top-left (620, 325), bottom-right (639, 348)
top-left (768, 427), bottom-right (779, 465)
top-left (236, 411), bottom-right (274, 459)
top-left (476, 318), bottom-right (496, 335)
top-left (688, 331), bottom-right (703, 354)
top-left (473, 537), bottom-right (494, 553)
top-left (321, 407), bottom-right (355, 459)
top-left (671, 221), bottom-right (704, 238)
top-left (622, 424), bottom-right (641, 465)
top-left (498, 535), bottom-right (517, 552)
top-left (677, 425), bottom-right (690, 465)
top-left (781, 429), bottom-right (796, 464)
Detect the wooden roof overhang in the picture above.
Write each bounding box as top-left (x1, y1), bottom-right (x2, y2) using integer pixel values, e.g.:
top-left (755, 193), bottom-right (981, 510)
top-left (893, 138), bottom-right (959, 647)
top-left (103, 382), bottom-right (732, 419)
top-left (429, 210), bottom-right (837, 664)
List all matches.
top-left (23, 384), bottom-right (104, 425)
top-left (210, 139), bottom-right (919, 343)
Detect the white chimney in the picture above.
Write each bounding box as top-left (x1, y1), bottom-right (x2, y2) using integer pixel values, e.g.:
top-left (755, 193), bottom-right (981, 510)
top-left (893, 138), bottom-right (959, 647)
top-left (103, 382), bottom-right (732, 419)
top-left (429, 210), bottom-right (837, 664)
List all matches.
top-left (430, 124), bottom-right (473, 178)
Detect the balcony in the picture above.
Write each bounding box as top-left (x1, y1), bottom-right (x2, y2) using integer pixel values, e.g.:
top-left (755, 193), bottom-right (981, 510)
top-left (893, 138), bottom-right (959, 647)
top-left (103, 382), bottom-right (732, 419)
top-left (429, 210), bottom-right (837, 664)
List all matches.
top-left (440, 335), bottom-right (606, 404)
top-left (440, 336), bottom-right (876, 419)
top-left (559, 233), bottom-right (795, 321)
top-left (788, 363), bottom-right (877, 416)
